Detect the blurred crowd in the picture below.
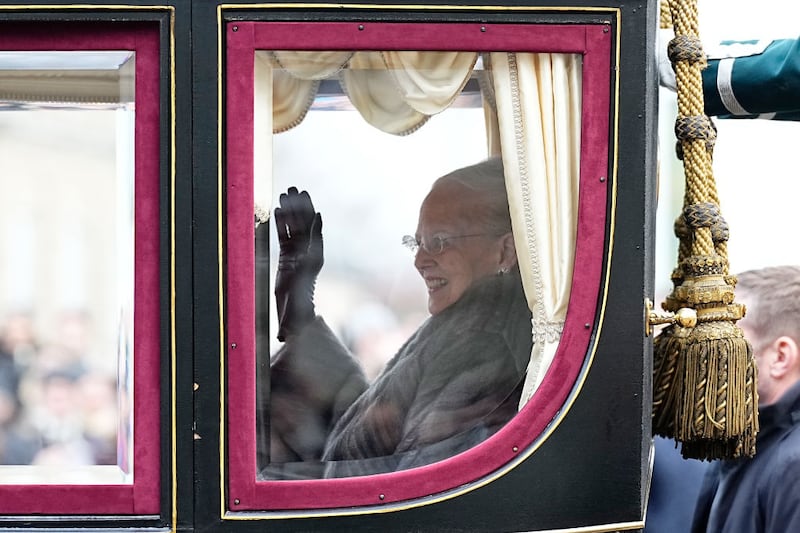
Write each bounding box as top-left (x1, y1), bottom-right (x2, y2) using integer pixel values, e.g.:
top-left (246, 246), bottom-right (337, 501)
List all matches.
top-left (0, 311), bottom-right (119, 468)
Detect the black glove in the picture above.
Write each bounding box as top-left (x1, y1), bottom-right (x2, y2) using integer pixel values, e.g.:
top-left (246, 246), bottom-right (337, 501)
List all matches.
top-left (274, 187), bottom-right (324, 342)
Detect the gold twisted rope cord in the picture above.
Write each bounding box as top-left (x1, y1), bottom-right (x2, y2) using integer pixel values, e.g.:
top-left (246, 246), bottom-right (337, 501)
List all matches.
top-left (659, 0), bottom-right (672, 29)
top-left (669, 0), bottom-right (720, 260)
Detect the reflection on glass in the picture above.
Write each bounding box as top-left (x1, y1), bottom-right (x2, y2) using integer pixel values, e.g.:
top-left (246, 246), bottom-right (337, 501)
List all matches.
top-left (255, 51), bottom-right (535, 479)
top-left (0, 52), bottom-right (134, 484)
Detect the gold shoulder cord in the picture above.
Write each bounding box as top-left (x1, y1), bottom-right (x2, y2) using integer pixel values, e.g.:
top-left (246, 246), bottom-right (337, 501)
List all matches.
top-left (651, 0), bottom-right (759, 460)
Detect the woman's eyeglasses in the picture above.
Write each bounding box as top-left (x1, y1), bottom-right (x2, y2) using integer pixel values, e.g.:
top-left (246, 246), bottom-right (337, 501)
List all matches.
top-left (401, 234), bottom-right (490, 256)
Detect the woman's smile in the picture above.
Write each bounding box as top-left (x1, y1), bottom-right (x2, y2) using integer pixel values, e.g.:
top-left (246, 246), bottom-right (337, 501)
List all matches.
top-left (424, 276), bottom-right (447, 292)
top-left (414, 181), bottom-right (510, 315)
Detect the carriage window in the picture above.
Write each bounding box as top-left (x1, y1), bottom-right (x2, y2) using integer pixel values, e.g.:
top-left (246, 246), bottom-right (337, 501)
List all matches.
top-left (225, 20), bottom-right (610, 511)
top-left (0, 51), bottom-right (135, 484)
top-left (246, 49), bottom-right (582, 479)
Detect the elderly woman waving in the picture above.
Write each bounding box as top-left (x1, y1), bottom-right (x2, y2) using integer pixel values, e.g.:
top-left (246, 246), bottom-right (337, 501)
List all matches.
top-left (267, 158), bottom-right (532, 478)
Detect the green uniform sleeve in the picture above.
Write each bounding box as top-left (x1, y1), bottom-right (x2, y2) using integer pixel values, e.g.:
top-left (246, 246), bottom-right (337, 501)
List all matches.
top-left (702, 37), bottom-right (800, 119)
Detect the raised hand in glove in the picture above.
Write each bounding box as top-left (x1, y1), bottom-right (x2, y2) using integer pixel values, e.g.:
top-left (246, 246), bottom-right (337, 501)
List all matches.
top-left (274, 187), bottom-right (324, 342)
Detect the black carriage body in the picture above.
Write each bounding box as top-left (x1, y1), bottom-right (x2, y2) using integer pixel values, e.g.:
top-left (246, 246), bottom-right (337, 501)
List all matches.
top-left (0, 1), bottom-right (657, 531)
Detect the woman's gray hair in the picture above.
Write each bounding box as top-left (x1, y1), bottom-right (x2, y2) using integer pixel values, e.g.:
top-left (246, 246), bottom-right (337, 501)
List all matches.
top-left (436, 157), bottom-right (512, 236)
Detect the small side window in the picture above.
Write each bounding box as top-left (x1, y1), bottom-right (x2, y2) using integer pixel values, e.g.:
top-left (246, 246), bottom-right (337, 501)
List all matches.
top-left (0, 20), bottom-right (165, 516)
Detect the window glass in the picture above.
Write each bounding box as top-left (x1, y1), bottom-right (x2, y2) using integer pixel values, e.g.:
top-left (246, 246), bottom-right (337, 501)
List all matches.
top-left (256, 51), bottom-right (538, 479)
top-left (0, 51), bottom-right (134, 484)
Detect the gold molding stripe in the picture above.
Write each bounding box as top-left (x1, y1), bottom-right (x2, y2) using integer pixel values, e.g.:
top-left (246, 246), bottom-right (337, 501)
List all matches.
top-left (166, 7), bottom-right (177, 533)
top-left (0, 4), bottom-right (173, 10)
top-left (216, 3), bottom-right (227, 523)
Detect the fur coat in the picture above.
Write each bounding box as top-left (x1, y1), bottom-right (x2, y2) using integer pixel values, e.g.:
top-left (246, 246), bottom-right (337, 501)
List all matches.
top-left (266, 271), bottom-right (533, 478)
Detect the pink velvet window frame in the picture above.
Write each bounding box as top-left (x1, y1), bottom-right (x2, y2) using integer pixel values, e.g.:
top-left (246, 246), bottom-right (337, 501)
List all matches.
top-left (0, 22), bottom-right (162, 515)
top-left (226, 21), bottom-right (611, 511)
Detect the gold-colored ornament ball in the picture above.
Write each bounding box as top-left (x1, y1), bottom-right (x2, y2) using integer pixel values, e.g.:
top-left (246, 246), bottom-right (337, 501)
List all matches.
top-left (675, 307), bottom-right (698, 328)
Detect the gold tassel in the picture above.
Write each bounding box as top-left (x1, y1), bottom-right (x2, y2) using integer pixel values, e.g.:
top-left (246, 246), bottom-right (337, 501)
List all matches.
top-left (652, 217), bottom-right (692, 436)
top-left (675, 319), bottom-right (758, 459)
top-left (653, 323), bottom-right (689, 437)
top-left (652, 0), bottom-right (760, 460)
top-left (658, 248), bottom-right (759, 460)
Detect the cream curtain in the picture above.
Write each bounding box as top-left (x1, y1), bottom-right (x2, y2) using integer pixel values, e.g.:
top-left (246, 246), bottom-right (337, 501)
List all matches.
top-left (269, 51), bottom-right (476, 136)
top-left (0, 70), bottom-right (129, 104)
top-left (0, 53), bottom-right (135, 104)
top-left (262, 50), bottom-right (582, 408)
top-left (489, 52), bottom-right (582, 408)
top-left (270, 51), bottom-right (353, 133)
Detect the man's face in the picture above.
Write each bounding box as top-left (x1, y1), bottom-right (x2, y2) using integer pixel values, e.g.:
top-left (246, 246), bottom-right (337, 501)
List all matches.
top-left (740, 320), bottom-right (774, 405)
top-left (413, 182), bottom-right (503, 315)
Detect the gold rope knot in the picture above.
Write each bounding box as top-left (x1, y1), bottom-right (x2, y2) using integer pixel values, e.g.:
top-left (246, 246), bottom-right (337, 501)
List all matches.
top-left (675, 115), bottom-right (716, 144)
top-left (684, 202), bottom-right (719, 230)
top-left (674, 214), bottom-right (691, 240)
top-left (674, 115), bottom-right (716, 160)
top-left (668, 34), bottom-right (707, 66)
top-left (711, 217), bottom-right (729, 244)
